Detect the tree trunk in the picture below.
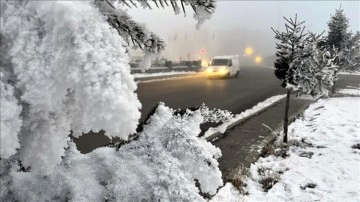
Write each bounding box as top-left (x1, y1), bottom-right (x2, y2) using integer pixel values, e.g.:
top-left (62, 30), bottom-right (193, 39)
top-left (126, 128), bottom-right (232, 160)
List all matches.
top-left (283, 90), bottom-right (291, 143)
top-left (332, 80), bottom-right (336, 94)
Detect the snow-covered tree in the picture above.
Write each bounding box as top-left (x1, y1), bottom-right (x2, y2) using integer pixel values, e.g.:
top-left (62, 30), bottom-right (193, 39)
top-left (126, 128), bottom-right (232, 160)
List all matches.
top-left (327, 7), bottom-right (351, 51)
top-left (0, 0), bottom-right (223, 201)
top-left (272, 15), bottom-right (336, 143)
top-left (326, 7), bottom-right (352, 71)
top-left (272, 15), bottom-right (307, 143)
top-left (290, 32), bottom-right (337, 96)
top-left (341, 31), bottom-right (360, 71)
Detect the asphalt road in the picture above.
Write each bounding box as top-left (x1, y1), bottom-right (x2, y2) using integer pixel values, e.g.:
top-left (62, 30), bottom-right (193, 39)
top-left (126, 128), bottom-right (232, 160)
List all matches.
top-left (137, 66), bottom-right (285, 122)
top-left (75, 66), bottom-right (286, 153)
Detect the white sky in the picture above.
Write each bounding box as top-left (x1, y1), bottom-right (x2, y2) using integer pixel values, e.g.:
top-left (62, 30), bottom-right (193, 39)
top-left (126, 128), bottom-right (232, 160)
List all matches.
top-left (128, 1), bottom-right (359, 58)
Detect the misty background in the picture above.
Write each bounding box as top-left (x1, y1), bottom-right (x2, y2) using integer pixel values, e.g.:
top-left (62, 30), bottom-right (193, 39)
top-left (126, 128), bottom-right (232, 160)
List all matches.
top-left (127, 1), bottom-right (359, 65)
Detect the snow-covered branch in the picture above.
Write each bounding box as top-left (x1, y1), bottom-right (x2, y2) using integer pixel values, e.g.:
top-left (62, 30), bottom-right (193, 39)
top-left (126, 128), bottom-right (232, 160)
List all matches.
top-left (1, 103), bottom-right (223, 201)
top-left (95, 0), bottom-right (216, 70)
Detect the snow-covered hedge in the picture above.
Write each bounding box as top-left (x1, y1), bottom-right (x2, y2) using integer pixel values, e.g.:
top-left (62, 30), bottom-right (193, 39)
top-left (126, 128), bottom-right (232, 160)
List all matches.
top-left (1, 103), bottom-right (223, 201)
top-left (1, 0), bottom-right (141, 175)
top-left (1, 0), bottom-right (222, 201)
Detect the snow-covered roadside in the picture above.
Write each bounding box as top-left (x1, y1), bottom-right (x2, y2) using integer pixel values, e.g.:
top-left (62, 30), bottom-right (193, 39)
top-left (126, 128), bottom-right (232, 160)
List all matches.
top-left (337, 84), bottom-right (360, 96)
top-left (338, 71), bottom-right (360, 76)
top-left (203, 95), bottom-right (286, 140)
top-left (132, 71), bottom-right (197, 78)
top-left (211, 94), bottom-right (360, 201)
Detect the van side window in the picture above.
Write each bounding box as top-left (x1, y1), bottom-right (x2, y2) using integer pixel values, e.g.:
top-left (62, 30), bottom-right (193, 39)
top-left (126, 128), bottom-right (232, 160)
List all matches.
top-left (228, 59), bottom-right (232, 66)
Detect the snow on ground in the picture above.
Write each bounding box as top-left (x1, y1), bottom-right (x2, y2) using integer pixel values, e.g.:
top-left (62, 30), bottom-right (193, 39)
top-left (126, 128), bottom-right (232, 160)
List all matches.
top-left (338, 89), bottom-right (360, 96)
top-left (211, 96), bottom-right (360, 202)
top-left (132, 71), bottom-right (197, 78)
top-left (203, 94), bottom-right (286, 140)
top-left (338, 71), bottom-right (360, 76)
top-left (338, 85), bottom-right (360, 96)
top-left (210, 183), bottom-right (242, 202)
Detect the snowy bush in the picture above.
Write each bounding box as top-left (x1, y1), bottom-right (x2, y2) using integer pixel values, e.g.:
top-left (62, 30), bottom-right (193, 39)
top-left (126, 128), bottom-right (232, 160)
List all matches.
top-left (1, 103), bottom-right (223, 201)
top-left (0, 75), bottom-right (22, 158)
top-left (290, 33), bottom-right (337, 96)
top-left (1, 0), bottom-right (141, 174)
top-left (341, 32), bottom-right (360, 72)
top-left (1, 0), bottom-right (220, 201)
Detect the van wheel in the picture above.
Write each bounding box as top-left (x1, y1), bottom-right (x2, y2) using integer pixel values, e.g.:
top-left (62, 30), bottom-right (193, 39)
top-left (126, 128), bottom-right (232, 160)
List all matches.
top-left (226, 72), bottom-right (230, 79)
top-left (235, 71), bottom-right (239, 78)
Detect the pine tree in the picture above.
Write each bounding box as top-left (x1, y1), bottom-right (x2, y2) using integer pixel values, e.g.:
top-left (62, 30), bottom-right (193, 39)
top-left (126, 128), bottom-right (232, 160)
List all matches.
top-left (326, 6), bottom-right (353, 92)
top-left (342, 31), bottom-right (360, 71)
top-left (291, 32), bottom-right (337, 97)
top-left (272, 15), bottom-right (307, 143)
top-left (272, 15), bottom-right (337, 143)
top-left (327, 7), bottom-right (351, 53)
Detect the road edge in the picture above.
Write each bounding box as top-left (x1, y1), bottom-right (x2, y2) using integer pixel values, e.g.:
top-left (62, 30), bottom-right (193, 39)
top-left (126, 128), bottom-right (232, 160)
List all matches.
top-left (205, 97), bottom-right (285, 141)
top-left (243, 97), bottom-right (320, 167)
top-left (135, 73), bottom-right (199, 83)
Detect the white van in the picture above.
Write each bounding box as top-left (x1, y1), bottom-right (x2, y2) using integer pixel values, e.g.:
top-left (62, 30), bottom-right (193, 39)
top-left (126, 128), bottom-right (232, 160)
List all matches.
top-left (206, 55), bottom-right (240, 78)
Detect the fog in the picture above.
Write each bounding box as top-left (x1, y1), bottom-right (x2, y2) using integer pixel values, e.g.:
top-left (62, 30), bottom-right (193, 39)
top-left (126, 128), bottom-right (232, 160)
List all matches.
top-left (128, 1), bottom-right (359, 62)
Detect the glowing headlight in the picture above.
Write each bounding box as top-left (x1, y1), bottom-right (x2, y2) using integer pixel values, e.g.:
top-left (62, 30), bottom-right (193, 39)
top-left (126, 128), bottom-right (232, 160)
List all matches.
top-left (206, 67), bottom-right (213, 73)
top-left (219, 67), bottom-right (228, 74)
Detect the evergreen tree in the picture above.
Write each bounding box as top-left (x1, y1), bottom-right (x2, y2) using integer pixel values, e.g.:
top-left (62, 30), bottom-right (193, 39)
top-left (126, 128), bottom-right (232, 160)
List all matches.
top-left (291, 32), bottom-right (337, 97)
top-left (342, 32), bottom-right (360, 71)
top-left (272, 15), bottom-right (337, 143)
top-left (272, 14), bottom-right (307, 143)
top-left (327, 7), bottom-right (351, 53)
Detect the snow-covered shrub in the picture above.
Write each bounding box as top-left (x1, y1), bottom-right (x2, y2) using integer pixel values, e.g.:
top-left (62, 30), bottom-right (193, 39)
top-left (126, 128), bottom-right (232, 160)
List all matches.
top-left (1, 0), bottom-right (220, 200)
top-left (228, 165), bottom-right (249, 195)
top-left (341, 32), bottom-right (360, 72)
top-left (290, 33), bottom-right (337, 96)
top-left (1, 103), bottom-right (223, 201)
top-left (1, 0), bottom-right (141, 174)
top-left (0, 75), bottom-right (22, 158)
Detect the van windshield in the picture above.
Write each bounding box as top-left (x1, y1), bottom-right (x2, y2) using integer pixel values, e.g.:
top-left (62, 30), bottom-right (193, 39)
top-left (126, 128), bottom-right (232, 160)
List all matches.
top-left (211, 59), bottom-right (229, 66)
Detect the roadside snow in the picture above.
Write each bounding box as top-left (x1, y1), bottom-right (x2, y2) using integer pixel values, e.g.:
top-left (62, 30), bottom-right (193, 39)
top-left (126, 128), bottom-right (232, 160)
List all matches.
top-left (338, 86), bottom-right (360, 96)
top-left (338, 89), bottom-right (360, 96)
top-left (338, 71), bottom-right (360, 76)
top-left (133, 71), bottom-right (197, 78)
top-left (203, 94), bottom-right (286, 140)
top-left (210, 183), bottom-right (242, 202)
top-left (211, 97), bottom-right (360, 201)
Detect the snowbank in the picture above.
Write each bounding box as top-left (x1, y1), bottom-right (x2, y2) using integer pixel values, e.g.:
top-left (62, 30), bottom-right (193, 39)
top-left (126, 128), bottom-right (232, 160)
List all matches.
top-left (338, 71), bottom-right (360, 75)
top-left (247, 97), bottom-right (360, 201)
top-left (212, 95), bottom-right (360, 201)
top-left (338, 85), bottom-right (360, 96)
top-left (203, 94), bottom-right (286, 140)
top-left (133, 71), bottom-right (197, 78)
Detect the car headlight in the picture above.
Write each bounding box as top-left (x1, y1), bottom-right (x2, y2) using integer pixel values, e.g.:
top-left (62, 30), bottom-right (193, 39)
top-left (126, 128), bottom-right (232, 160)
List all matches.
top-left (206, 67), bottom-right (213, 73)
top-left (219, 67), bottom-right (228, 74)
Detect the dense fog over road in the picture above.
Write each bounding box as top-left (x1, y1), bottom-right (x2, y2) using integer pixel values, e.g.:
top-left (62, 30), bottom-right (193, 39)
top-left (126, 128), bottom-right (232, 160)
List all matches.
top-left (128, 1), bottom-right (359, 60)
